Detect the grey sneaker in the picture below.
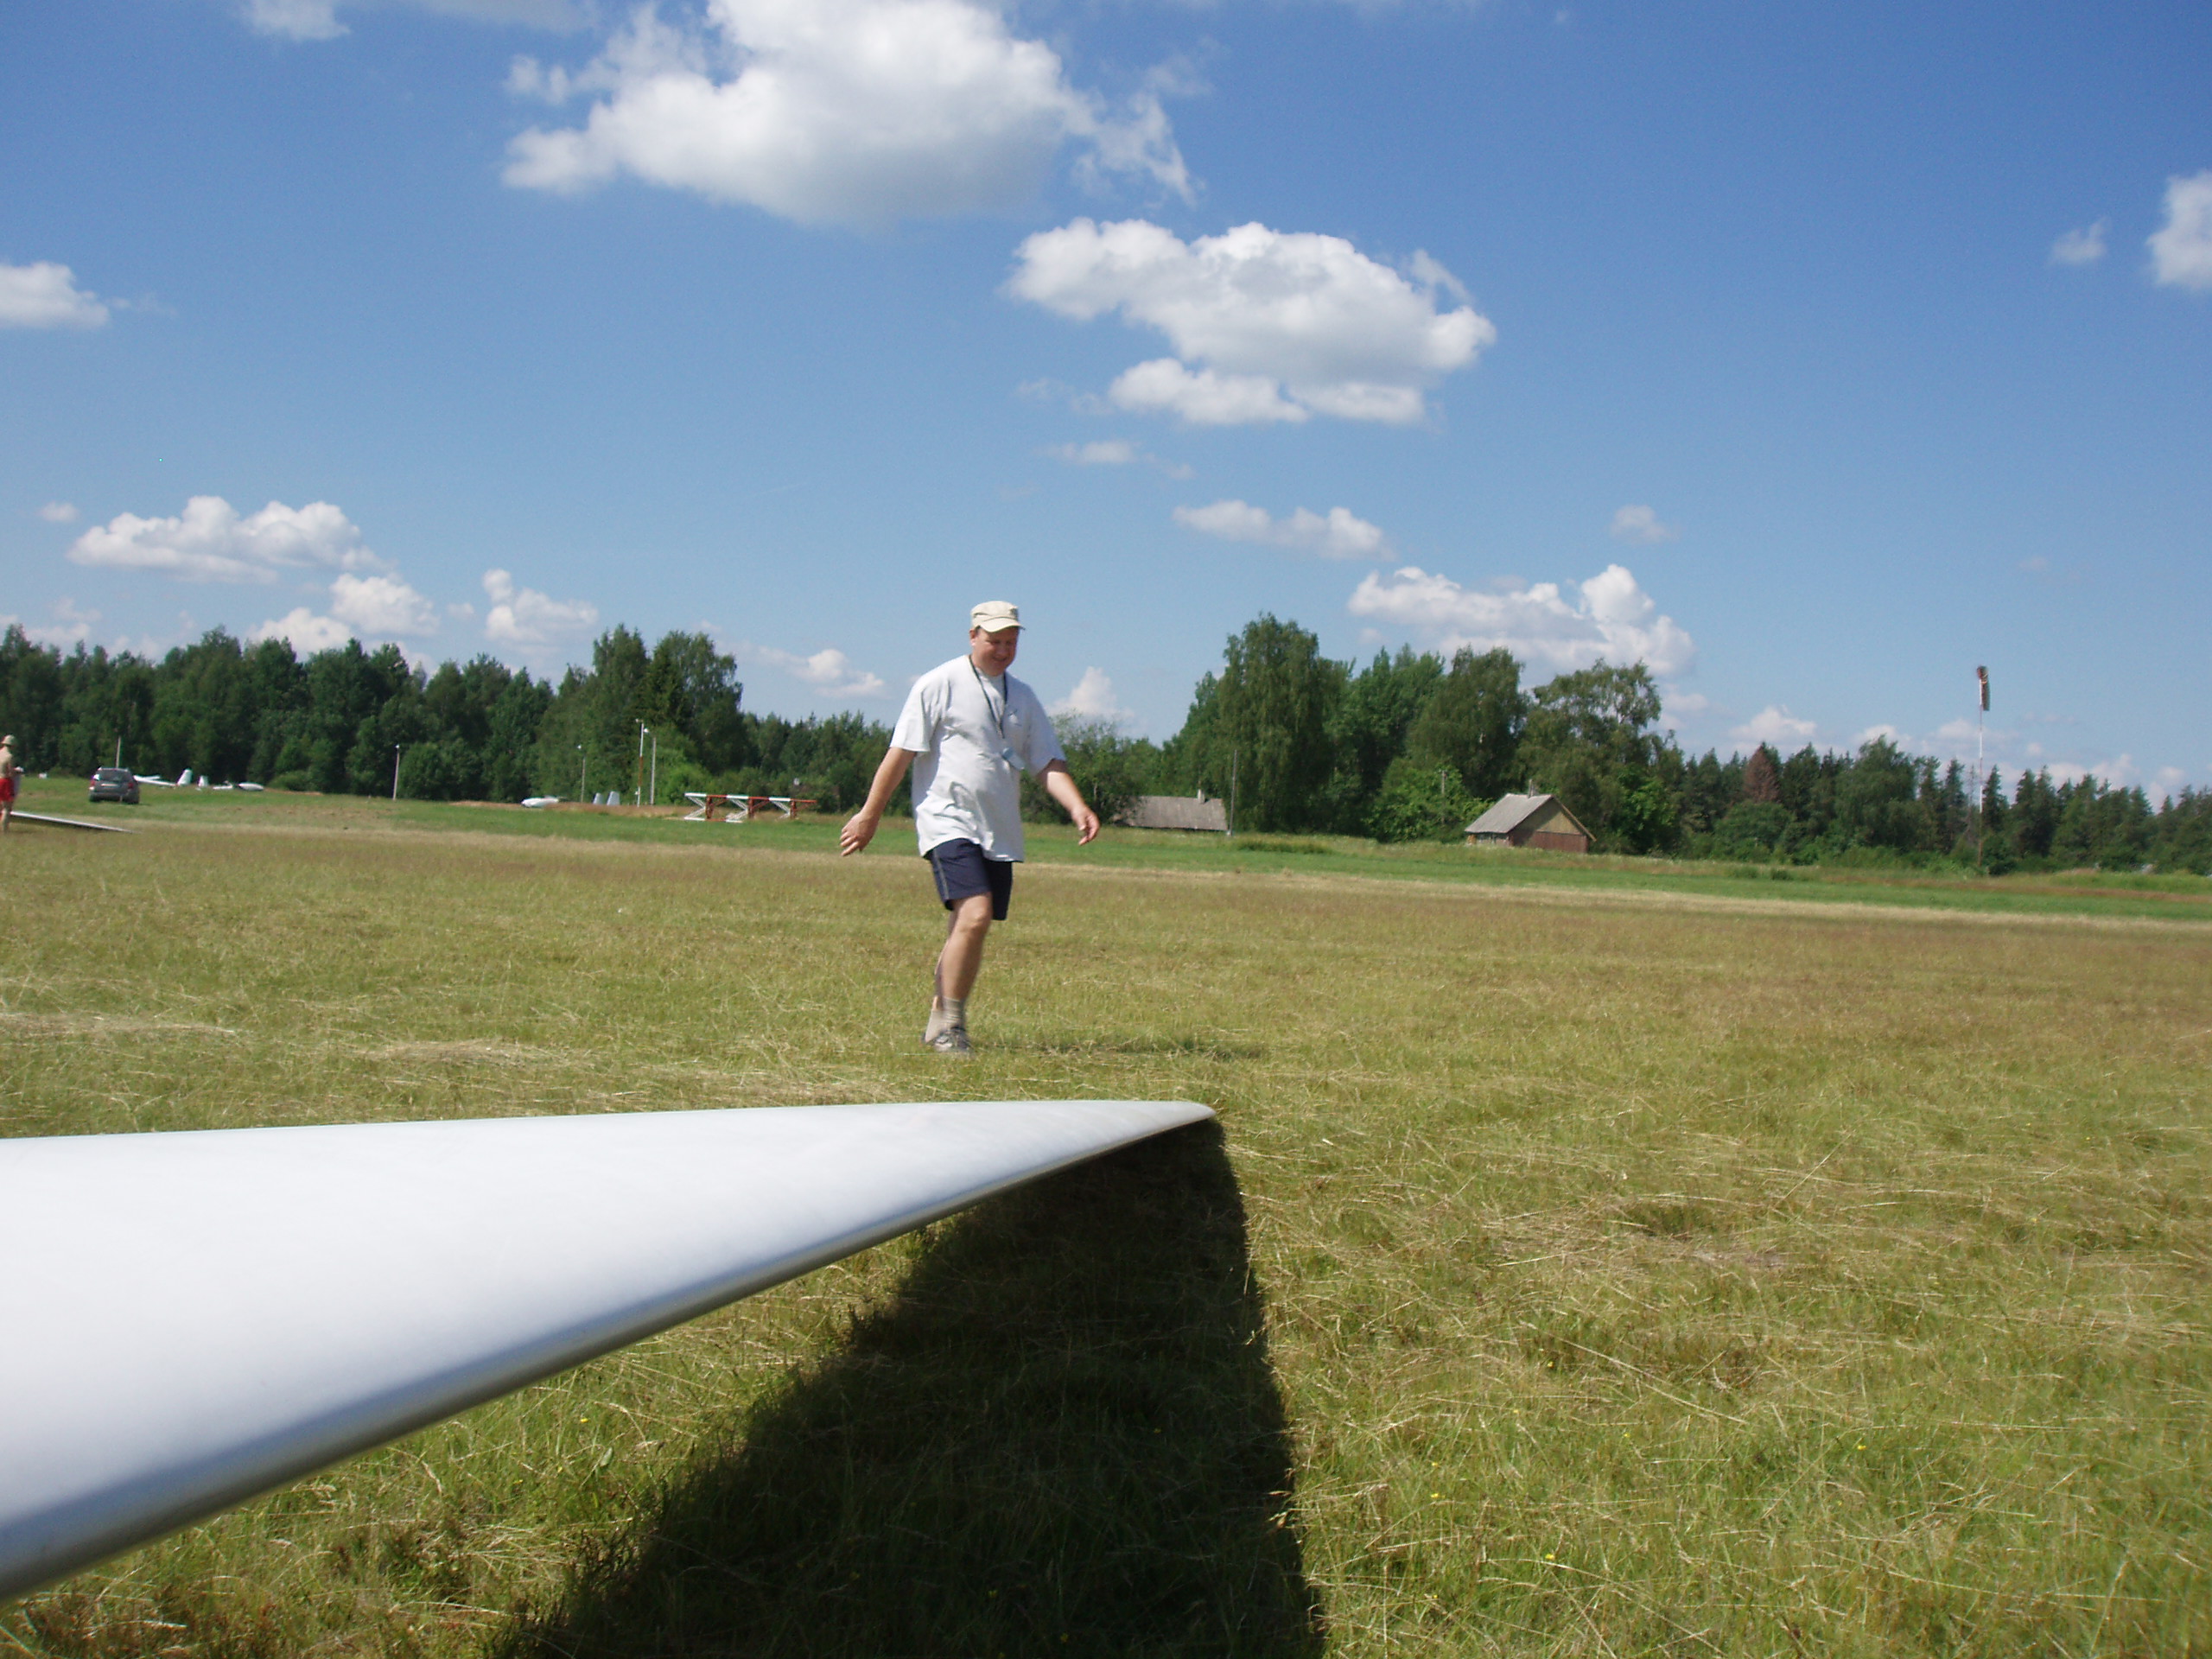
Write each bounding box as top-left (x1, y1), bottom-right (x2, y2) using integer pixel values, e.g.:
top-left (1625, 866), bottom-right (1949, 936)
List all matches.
top-left (928, 1024), bottom-right (972, 1057)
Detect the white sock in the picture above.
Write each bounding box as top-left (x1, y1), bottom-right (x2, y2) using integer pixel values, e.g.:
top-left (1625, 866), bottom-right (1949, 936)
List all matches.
top-left (942, 996), bottom-right (968, 1030)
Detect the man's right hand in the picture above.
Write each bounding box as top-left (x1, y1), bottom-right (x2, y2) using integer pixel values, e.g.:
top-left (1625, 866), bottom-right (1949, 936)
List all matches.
top-left (842, 747), bottom-right (914, 858)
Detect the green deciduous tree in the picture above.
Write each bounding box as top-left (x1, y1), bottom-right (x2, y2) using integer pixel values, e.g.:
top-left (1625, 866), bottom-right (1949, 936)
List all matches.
top-left (1610, 765), bottom-right (1680, 854)
top-left (1021, 717), bottom-right (1152, 828)
top-left (1325, 647), bottom-right (1444, 828)
top-left (1519, 659), bottom-right (1669, 848)
top-left (1405, 646), bottom-right (1525, 802)
top-left (636, 631), bottom-right (749, 773)
top-left (1828, 737), bottom-right (1927, 852)
top-left (1202, 616), bottom-right (1343, 832)
top-left (1713, 800), bottom-right (1793, 856)
top-left (1369, 757), bottom-right (1486, 843)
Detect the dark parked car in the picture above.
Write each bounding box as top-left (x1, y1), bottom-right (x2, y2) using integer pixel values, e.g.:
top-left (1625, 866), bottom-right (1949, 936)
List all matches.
top-left (89, 767), bottom-right (140, 804)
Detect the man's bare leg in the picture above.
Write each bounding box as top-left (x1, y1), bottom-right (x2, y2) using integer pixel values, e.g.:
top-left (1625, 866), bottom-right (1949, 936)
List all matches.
top-left (925, 893), bottom-right (994, 1046)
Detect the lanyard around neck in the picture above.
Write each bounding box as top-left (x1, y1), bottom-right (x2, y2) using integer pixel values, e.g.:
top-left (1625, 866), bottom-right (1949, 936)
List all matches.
top-left (968, 662), bottom-right (1010, 751)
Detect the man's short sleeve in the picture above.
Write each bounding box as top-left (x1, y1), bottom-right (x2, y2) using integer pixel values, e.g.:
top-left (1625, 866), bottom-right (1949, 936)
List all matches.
top-left (1013, 681), bottom-right (1065, 773)
top-left (890, 673), bottom-right (939, 753)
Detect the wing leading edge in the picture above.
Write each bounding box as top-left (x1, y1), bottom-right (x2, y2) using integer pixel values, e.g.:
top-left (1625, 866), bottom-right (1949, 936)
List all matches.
top-left (0, 1098), bottom-right (1213, 1600)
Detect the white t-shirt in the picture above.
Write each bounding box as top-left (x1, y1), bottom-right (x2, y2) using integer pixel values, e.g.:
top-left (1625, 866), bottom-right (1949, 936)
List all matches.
top-left (893, 654), bottom-right (1065, 861)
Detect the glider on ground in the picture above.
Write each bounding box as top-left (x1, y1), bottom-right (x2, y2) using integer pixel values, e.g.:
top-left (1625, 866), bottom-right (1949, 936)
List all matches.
top-left (0, 1098), bottom-right (1211, 1602)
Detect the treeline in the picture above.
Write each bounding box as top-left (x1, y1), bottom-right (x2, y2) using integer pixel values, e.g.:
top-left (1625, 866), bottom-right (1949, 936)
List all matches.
top-left (0, 625), bottom-right (899, 811)
top-left (6, 616), bottom-right (2205, 874)
top-left (1045, 615), bottom-right (2212, 874)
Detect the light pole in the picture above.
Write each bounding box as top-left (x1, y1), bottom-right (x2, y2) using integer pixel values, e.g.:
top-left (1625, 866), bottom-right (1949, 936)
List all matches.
top-left (391, 745), bottom-right (404, 803)
top-left (575, 744), bottom-right (586, 804)
top-left (635, 722), bottom-right (648, 808)
top-left (648, 731), bottom-right (658, 807)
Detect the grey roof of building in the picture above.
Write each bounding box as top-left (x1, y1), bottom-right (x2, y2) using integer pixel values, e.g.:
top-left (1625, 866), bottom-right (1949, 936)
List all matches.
top-left (1119, 795), bottom-right (1230, 832)
top-left (1465, 792), bottom-right (1558, 836)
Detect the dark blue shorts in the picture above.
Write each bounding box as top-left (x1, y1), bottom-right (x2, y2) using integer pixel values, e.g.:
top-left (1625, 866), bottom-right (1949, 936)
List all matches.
top-left (925, 838), bottom-right (1013, 920)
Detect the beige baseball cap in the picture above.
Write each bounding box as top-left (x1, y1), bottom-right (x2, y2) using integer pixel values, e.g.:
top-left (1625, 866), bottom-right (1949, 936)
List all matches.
top-left (969, 600), bottom-right (1020, 633)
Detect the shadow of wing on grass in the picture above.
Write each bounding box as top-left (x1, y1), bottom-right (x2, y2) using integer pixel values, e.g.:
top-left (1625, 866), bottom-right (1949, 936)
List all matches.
top-left (497, 1121), bottom-right (1323, 1658)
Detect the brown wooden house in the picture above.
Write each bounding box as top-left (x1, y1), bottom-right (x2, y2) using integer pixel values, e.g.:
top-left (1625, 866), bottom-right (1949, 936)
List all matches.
top-left (1464, 792), bottom-right (1592, 853)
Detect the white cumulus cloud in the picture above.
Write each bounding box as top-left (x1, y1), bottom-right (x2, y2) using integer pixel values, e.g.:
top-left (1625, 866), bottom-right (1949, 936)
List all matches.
top-left (246, 574), bottom-right (438, 654)
top-left (1007, 218), bottom-right (1492, 426)
top-left (1050, 667), bottom-right (1131, 723)
top-left (1731, 705), bottom-right (1816, 747)
top-left (39, 501), bottom-right (79, 524)
top-left (2045, 755), bottom-right (2141, 789)
top-left (1347, 562), bottom-right (1695, 677)
top-left (0, 262), bottom-right (110, 330)
top-left (739, 640), bottom-right (887, 698)
top-left (1106, 359), bottom-right (1309, 425)
top-left (330, 572), bottom-right (438, 636)
top-left (250, 608), bottom-right (354, 654)
top-left (483, 569), bottom-right (599, 645)
top-left (1, 601), bottom-right (97, 651)
top-left (2149, 170), bottom-right (2212, 291)
top-left (240, 0), bottom-right (346, 38)
top-left (1047, 439), bottom-right (1140, 466)
top-left (1173, 499), bottom-right (1388, 559)
top-left (68, 496), bottom-right (383, 583)
top-left (1039, 437), bottom-right (1192, 477)
top-left (503, 0), bottom-right (1188, 226)
top-left (2049, 219), bottom-right (2107, 267)
top-left (1608, 504), bottom-right (1678, 544)
top-left (242, 0), bottom-right (580, 41)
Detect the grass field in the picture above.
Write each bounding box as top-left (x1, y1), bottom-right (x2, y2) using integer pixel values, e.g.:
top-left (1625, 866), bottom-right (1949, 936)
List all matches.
top-left (3, 783), bottom-right (2208, 1656)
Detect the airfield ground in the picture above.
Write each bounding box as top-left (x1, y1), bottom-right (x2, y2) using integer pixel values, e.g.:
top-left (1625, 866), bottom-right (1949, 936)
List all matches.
top-left (2, 780), bottom-right (2207, 1656)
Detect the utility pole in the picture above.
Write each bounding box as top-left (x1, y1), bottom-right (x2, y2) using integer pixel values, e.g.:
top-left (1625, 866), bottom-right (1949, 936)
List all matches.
top-left (575, 744), bottom-right (586, 803)
top-left (635, 723), bottom-right (648, 807)
top-left (1228, 747), bottom-right (1237, 838)
top-left (647, 732), bottom-right (658, 808)
top-left (391, 745), bottom-right (404, 803)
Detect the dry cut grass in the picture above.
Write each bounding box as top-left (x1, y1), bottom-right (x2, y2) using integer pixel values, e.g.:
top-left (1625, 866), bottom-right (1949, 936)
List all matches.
top-left (0, 804), bottom-right (2207, 1656)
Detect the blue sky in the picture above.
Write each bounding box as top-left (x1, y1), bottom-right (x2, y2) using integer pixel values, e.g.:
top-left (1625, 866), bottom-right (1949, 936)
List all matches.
top-left (4, 0), bottom-right (2208, 796)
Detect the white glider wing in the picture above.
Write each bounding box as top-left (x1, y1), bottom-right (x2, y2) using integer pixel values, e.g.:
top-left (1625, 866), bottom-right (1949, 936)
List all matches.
top-left (0, 1099), bottom-right (1212, 1600)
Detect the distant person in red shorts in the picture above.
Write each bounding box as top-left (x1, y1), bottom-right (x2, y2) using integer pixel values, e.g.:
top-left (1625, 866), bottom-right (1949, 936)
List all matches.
top-left (0, 734), bottom-right (17, 834)
top-left (839, 602), bottom-right (1099, 1055)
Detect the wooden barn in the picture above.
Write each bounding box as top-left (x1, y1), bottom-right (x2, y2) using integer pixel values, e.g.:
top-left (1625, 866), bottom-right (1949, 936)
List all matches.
top-left (1117, 794), bottom-right (1230, 833)
top-left (1464, 792), bottom-right (1592, 853)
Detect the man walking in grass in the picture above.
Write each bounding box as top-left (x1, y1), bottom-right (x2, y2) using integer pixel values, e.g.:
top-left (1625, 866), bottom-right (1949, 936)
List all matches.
top-left (840, 601), bottom-right (1099, 1055)
top-left (0, 734), bottom-right (17, 835)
